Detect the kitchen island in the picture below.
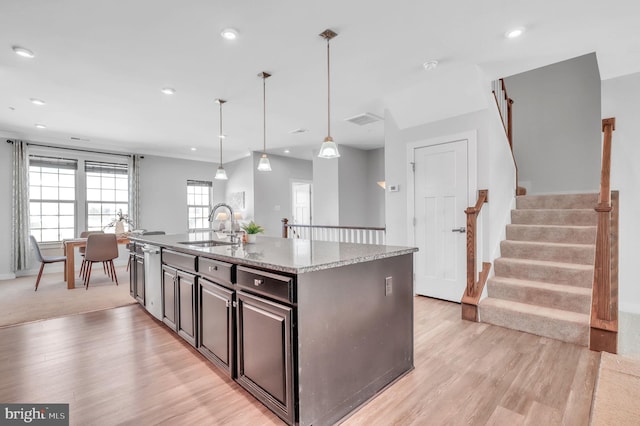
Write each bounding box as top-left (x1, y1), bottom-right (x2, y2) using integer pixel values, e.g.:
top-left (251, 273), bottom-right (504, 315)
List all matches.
top-left (129, 232), bottom-right (417, 426)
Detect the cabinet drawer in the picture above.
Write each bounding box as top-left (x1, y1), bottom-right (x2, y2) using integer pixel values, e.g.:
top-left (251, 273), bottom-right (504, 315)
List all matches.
top-left (162, 249), bottom-right (197, 273)
top-left (199, 257), bottom-right (234, 287)
top-left (236, 266), bottom-right (294, 304)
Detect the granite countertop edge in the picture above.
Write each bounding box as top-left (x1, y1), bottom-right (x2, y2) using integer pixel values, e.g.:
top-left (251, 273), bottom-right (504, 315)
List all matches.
top-left (130, 234), bottom-right (417, 275)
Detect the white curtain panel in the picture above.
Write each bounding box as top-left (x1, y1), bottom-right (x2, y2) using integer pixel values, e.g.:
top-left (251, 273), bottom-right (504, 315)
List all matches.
top-left (11, 140), bottom-right (31, 271)
top-left (128, 154), bottom-right (141, 229)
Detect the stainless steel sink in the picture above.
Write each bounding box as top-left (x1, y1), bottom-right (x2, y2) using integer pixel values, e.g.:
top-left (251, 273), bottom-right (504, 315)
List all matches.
top-left (178, 240), bottom-right (234, 247)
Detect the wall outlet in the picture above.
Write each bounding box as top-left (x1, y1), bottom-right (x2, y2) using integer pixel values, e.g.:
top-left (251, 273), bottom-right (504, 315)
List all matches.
top-left (385, 276), bottom-right (393, 296)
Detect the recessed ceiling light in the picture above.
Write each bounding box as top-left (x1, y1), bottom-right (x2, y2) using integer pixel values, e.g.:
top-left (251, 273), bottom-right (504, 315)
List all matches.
top-left (34, 123), bottom-right (46, 129)
top-left (12, 46), bottom-right (35, 58)
top-left (161, 87), bottom-right (176, 95)
top-left (220, 28), bottom-right (239, 40)
top-left (30, 98), bottom-right (46, 106)
top-left (284, 149), bottom-right (291, 154)
top-left (190, 147), bottom-right (197, 151)
top-left (423, 59), bottom-right (439, 71)
top-left (505, 27), bottom-right (525, 39)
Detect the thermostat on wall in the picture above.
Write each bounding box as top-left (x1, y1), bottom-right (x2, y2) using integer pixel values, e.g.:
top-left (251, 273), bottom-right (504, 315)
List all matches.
top-left (388, 185), bottom-right (399, 192)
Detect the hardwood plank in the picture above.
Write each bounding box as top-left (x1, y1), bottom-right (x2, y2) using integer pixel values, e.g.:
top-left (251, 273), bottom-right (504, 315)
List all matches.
top-left (0, 296), bottom-right (599, 425)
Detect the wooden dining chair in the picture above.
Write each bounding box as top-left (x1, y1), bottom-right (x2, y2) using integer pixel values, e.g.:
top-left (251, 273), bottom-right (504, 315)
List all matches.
top-left (30, 235), bottom-right (67, 291)
top-left (83, 233), bottom-right (119, 289)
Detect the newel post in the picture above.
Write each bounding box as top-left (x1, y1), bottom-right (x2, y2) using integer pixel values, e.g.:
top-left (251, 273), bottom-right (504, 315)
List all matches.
top-left (590, 117), bottom-right (617, 353)
top-left (461, 190), bottom-right (491, 322)
top-left (281, 218), bottom-right (289, 238)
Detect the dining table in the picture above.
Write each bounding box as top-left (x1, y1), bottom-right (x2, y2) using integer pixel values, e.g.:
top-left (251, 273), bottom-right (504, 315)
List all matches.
top-left (63, 236), bottom-right (130, 289)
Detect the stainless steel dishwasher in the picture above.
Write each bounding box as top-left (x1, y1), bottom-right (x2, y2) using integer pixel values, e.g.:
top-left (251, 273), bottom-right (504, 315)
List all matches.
top-left (142, 244), bottom-right (163, 320)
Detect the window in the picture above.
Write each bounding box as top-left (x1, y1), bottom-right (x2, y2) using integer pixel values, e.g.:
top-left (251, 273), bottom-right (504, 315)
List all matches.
top-left (29, 156), bottom-right (78, 242)
top-left (187, 180), bottom-right (212, 231)
top-left (85, 161), bottom-right (129, 232)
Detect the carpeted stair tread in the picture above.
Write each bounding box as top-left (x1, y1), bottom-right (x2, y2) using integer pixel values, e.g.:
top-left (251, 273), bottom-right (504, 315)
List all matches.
top-left (512, 209), bottom-right (597, 226)
top-left (494, 257), bottom-right (593, 288)
top-left (516, 193), bottom-right (598, 210)
top-left (487, 276), bottom-right (591, 314)
top-left (500, 240), bottom-right (595, 265)
top-left (506, 224), bottom-right (596, 244)
top-left (479, 297), bottom-right (589, 346)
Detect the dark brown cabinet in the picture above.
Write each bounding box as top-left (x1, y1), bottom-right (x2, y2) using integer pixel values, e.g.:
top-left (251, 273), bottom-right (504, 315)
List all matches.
top-left (198, 278), bottom-right (234, 374)
top-left (161, 264), bottom-right (197, 346)
top-left (235, 267), bottom-right (295, 425)
top-left (161, 265), bottom-right (177, 330)
top-left (177, 270), bottom-right (196, 345)
top-left (134, 255), bottom-right (144, 304)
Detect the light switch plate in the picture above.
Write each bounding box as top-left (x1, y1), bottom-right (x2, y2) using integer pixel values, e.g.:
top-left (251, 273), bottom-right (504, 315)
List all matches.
top-left (388, 185), bottom-right (399, 192)
top-left (385, 276), bottom-right (393, 296)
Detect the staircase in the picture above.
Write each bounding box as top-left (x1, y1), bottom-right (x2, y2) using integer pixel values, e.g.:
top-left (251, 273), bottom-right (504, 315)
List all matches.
top-left (479, 193), bottom-right (598, 346)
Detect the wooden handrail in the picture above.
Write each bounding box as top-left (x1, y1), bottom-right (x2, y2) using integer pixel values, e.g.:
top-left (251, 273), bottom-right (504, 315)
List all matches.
top-left (492, 78), bottom-right (523, 195)
top-left (590, 117), bottom-right (618, 353)
top-left (461, 190), bottom-right (490, 321)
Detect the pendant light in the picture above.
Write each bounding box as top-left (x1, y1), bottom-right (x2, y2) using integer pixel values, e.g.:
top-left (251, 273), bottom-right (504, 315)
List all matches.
top-left (318, 29), bottom-right (340, 159)
top-left (257, 72), bottom-right (272, 172)
top-left (214, 99), bottom-right (228, 180)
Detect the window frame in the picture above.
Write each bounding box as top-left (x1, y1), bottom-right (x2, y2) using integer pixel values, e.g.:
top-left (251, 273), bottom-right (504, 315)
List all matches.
top-left (187, 180), bottom-right (213, 232)
top-left (85, 160), bottom-right (130, 232)
top-left (28, 156), bottom-right (78, 243)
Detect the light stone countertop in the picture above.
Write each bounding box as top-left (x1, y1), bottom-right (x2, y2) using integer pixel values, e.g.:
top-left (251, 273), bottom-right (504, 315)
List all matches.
top-left (130, 232), bottom-right (417, 274)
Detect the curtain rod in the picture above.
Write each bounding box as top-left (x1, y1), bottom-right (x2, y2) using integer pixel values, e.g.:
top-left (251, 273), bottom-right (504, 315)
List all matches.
top-left (6, 139), bottom-right (133, 158)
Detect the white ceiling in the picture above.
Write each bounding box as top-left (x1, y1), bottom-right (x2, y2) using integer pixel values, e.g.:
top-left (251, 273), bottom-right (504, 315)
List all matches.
top-left (1, 0), bottom-right (639, 163)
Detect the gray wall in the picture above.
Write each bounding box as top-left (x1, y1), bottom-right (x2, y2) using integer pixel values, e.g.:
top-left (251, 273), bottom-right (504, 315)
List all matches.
top-left (224, 156), bottom-right (254, 222)
top-left (338, 146), bottom-right (372, 227)
top-left (366, 148), bottom-right (386, 228)
top-left (602, 71), bottom-right (640, 355)
top-left (0, 141), bottom-right (13, 278)
top-left (137, 155), bottom-right (225, 235)
top-left (253, 153), bottom-right (312, 237)
top-left (504, 53), bottom-right (601, 194)
top-left (313, 153), bottom-right (340, 226)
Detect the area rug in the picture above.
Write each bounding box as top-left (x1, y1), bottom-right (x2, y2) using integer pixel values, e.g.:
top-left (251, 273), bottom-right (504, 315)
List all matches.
top-left (590, 351), bottom-right (640, 425)
top-left (0, 265), bottom-right (136, 328)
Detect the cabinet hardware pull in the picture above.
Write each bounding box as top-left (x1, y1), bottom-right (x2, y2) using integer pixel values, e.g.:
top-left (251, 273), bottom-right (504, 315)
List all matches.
top-left (254, 279), bottom-right (264, 286)
top-left (225, 300), bottom-right (229, 308)
top-left (451, 227), bottom-right (466, 233)
top-left (209, 266), bottom-right (218, 271)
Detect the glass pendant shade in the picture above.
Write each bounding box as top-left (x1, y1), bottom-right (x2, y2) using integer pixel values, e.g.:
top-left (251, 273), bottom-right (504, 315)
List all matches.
top-left (215, 165), bottom-right (228, 180)
top-left (257, 154), bottom-right (272, 171)
top-left (318, 136), bottom-right (340, 159)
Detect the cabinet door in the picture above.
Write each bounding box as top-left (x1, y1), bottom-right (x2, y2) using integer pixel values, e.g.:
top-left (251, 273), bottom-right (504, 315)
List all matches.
top-left (177, 271), bottom-right (197, 346)
top-left (161, 265), bottom-right (177, 330)
top-left (134, 256), bottom-right (145, 305)
top-left (129, 253), bottom-right (136, 297)
top-left (198, 278), bottom-right (234, 375)
top-left (236, 291), bottom-right (294, 424)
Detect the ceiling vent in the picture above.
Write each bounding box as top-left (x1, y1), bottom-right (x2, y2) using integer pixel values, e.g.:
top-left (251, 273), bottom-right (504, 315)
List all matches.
top-left (289, 128), bottom-right (308, 134)
top-left (70, 136), bottom-right (90, 142)
top-left (344, 112), bottom-right (383, 126)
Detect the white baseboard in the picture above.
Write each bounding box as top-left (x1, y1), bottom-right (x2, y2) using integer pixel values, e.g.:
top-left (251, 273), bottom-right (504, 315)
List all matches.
top-left (619, 303), bottom-right (640, 315)
top-left (0, 273), bottom-right (17, 280)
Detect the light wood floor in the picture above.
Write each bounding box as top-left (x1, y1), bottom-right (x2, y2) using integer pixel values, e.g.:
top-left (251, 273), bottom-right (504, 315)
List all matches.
top-left (0, 296), bottom-right (599, 425)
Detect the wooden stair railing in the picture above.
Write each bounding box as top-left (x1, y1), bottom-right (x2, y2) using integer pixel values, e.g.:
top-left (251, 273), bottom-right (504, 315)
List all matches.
top-left (461, 189), bottom-right (491, 322)
top-left (281, 218), bottom-right (386, 245)
top-left (590, 117), bottom-right (618, 353)
top-left (492, 78), bottom-right (525, 196)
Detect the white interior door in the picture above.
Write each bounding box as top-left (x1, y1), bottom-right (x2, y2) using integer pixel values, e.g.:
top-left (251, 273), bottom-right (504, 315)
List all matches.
top-left (291, 182), bottom-right (311, 225)
top-left (414, 140), bottom-right (468, 302)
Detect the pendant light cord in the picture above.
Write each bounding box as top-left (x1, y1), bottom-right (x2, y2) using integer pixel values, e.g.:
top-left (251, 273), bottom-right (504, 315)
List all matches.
top-left (327, 37), bottom-right (331, 138)
top-left (219, 102), bottom-right (223, 165)
top-left (263, 75), bottom-right (267, 153)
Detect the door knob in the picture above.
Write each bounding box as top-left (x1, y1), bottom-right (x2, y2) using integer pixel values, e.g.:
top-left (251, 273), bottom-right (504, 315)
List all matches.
top-left (451, 227), bottom-right (466, 233)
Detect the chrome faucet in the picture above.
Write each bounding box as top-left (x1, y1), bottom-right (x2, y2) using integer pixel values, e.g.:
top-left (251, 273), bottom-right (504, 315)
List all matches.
top-left (208, 203), bottom-right (239, 244)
